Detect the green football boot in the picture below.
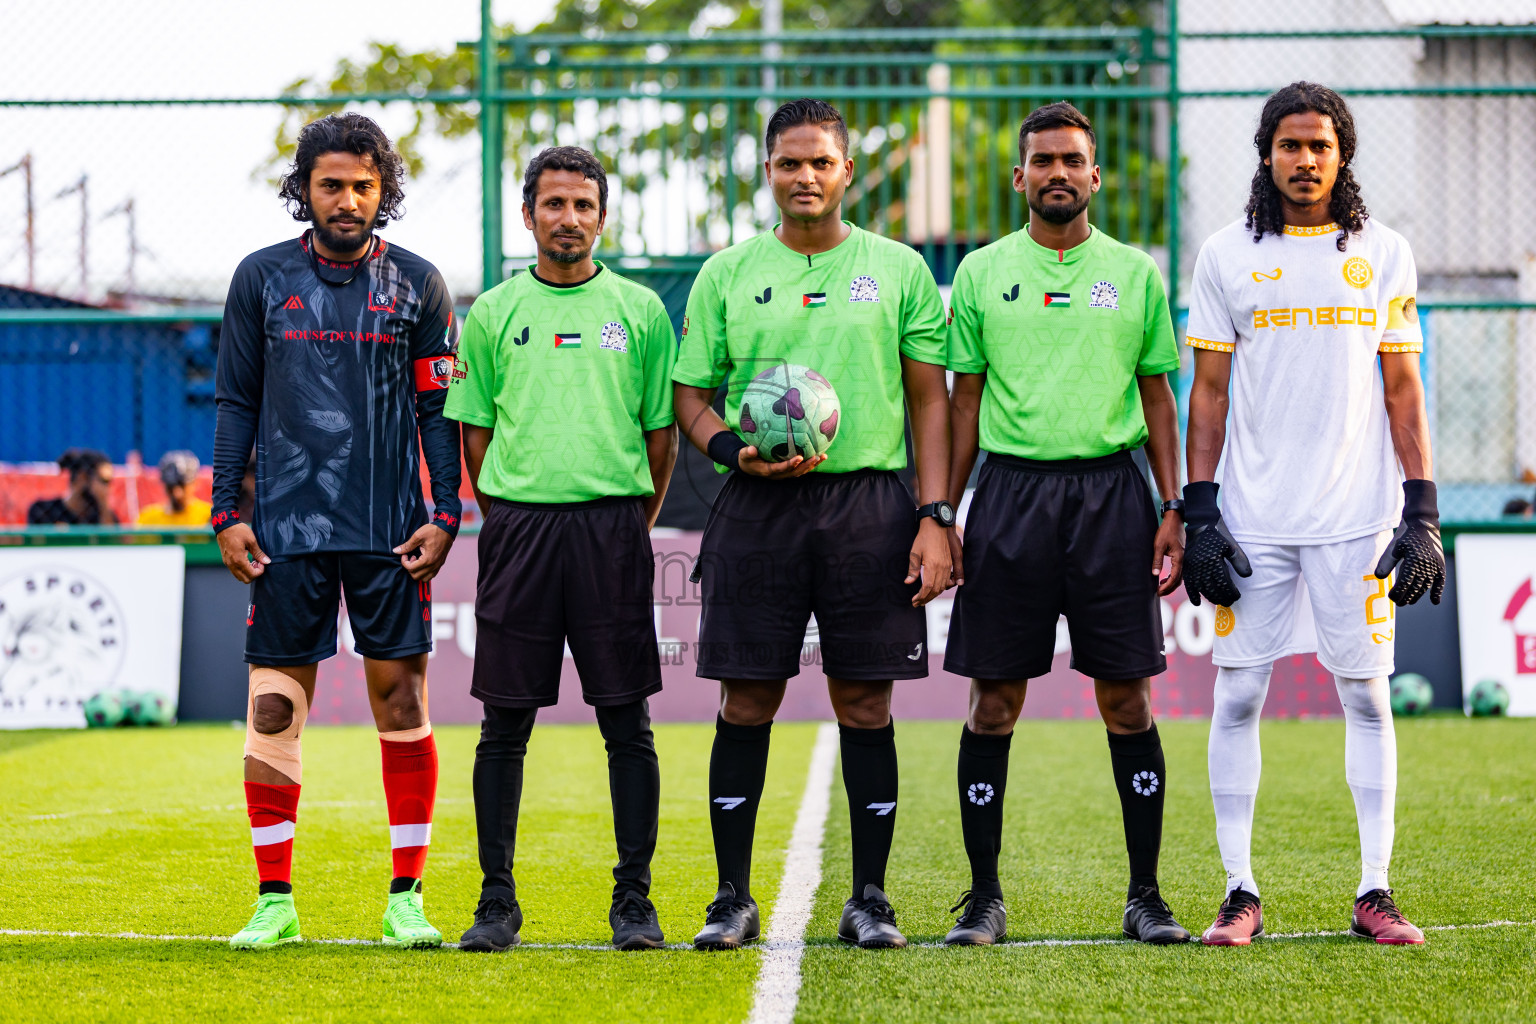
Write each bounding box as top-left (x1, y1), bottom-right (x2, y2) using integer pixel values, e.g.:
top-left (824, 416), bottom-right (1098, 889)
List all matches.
top-left (382, 880), bottom-right (442, 949)
top-left (229, 892), bottom-right (302, 950)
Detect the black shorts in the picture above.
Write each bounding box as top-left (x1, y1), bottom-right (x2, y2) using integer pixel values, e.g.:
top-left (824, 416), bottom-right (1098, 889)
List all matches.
top-left (472, 497), bottom-right (662, 709)
top-left (245, 552), bottom-right (431, 666)
top-left (694, 469), bottom-right (927, 681)
top-left (944, 451), bottom-right (1166, 682)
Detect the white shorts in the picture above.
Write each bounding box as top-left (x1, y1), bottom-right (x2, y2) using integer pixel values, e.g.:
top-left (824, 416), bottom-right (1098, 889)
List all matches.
top-left (1211, 531), bottom-right (1396, 677)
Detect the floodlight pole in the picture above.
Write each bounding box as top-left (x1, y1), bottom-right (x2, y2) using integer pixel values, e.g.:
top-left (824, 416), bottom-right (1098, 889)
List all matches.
top-left (103, 197), bottom-right (138, 298)
top-left (480, 0), bottom-right (504, 292)
top-left (0, 154), bottom-right (35, 290)
top-left (56, 174), bottom-right (88, 300)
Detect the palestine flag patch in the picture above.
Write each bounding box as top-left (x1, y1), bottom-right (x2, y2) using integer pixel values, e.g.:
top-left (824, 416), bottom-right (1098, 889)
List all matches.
top-left (803, 293), bottom-right (827, 308)
top-left (1044, 292), bottom-right (1071, 308)
top-left (555, 333), bottom-right (582, 348)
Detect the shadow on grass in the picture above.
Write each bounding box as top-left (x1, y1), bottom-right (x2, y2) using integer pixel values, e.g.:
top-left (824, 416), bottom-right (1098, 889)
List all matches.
top-left (0, 731), bottom-right (67, 757)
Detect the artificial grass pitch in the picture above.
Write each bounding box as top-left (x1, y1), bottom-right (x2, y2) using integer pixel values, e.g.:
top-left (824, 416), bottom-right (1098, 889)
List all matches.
top-left (0, 722), bottom-right (818, 1023)
top-left (1, 717), bottom-right (1532, 1023)
top-left (800, 717), bottom-right (1536, 1024)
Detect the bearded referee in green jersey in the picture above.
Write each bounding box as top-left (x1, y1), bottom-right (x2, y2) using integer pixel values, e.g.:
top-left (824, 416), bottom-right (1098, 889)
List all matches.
top-left (674, 99), bottom-right (953, 951)
top-left (941, 103), bottom-right (1191, 946)
top-left (445, 147), bottom-right (678, 951)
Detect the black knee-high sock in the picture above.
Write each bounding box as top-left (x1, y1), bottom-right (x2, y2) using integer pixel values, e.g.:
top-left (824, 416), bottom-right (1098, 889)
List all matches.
top-left (957, 726), bottom-right (1011, 898)
top-left (1106, 723), bottom-right (1166, 897)
top-left (708, 714), bottom-right (772, 902)
top-left (595, 699), bottom-right (660, 900)
top-left (473, 703), bottom-right (538, 899)
top-left (840, 720), bottom-right (898, 899)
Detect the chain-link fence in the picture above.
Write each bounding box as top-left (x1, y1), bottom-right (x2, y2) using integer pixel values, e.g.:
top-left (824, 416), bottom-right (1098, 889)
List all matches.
top-left (1179, 25), bottom-right (1536, 518)
top-left (3, 4), bottom-right (1534, 523)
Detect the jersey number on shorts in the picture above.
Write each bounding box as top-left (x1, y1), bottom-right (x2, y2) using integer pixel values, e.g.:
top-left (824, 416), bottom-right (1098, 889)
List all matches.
top-left (1363, 574), bottom-right (1395, 643)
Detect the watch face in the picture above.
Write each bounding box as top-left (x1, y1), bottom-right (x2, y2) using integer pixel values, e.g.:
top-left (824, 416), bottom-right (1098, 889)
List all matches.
top-left (939, 503), bottom-right (955, 525)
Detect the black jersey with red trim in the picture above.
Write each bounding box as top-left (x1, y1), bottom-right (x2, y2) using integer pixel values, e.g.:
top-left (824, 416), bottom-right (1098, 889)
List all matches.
top-left (213, 232), bottom-right (462, 558)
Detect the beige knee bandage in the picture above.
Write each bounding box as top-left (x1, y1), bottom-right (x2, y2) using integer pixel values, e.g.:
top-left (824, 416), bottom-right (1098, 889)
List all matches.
top-left (244, 668), bottom-right (309, 784)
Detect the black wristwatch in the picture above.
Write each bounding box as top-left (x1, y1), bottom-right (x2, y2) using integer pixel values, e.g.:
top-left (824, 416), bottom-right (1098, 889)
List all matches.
top-left (1160, 499), bottom-right (1186, 517)
top-left (916, 500), bottom-right (957, 527)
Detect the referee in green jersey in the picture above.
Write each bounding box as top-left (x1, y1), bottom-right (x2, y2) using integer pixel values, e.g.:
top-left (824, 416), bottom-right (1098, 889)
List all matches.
top-left (941, 103), bottom-right (1192, 947)
top-left (674, 100), bottom-right (954, 951)
top-left (444, 147), bottom-right (679, 952)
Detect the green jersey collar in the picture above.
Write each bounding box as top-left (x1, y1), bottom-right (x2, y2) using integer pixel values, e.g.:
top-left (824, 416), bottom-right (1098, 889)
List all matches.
top-left (1019, 225), bottom-right (1098, 265)
top-left (522, 260), bottom-right (607, 293)
top-left (767, 222), bottom-right (859, 267)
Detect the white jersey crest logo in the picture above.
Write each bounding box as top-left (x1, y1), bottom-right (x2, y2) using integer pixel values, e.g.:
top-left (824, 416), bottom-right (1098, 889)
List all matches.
top-left (600, 321), bottom-right (629, 353)
top-left (850, 275), bottom-right (880, 302)
top-left (1089, 280), bottom-right (1119, 310)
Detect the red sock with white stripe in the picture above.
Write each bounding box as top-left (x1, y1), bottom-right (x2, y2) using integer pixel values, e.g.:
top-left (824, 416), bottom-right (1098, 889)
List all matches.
top-left (245, 781), bottom-right (300, 894)
top-left (381, 728), bottom-right (437, 886)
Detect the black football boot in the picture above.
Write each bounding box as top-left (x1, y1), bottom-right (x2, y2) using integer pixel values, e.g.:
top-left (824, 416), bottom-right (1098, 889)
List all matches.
top-left (692, 882), bottom-right (760, 950)
top-left (838, 884), bottom-right (907, 949)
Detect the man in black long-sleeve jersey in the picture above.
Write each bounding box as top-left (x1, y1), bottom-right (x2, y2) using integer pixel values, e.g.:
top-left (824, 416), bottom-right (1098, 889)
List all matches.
top-left (213, 113), bottom-right (461, 950)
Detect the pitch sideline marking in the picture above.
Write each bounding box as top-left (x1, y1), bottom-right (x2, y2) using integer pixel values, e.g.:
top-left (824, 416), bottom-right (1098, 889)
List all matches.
top-left (1, 918), bottom-right (1532, 951)
top-left (915, 917), bottom-right (1536, 949)
top-left (21, 797), bottom-right (475, 822)
top-left (745, 721), bottom-right (839, 1024)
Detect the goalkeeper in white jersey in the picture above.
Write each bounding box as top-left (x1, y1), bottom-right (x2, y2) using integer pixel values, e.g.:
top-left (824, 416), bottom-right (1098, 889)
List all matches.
top-left (1183, 82), bottom-right (1444, 947)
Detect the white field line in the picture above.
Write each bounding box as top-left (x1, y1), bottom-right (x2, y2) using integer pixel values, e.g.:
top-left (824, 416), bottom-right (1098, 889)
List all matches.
top-left (1, 918), bottom-right (1531, 952)
top-left (746, 721), bottom-right (840, 1024)
top-left (912, 917), bottom-right (1536, 949)
top-left (0, 929), bottom-right (693, 950)
top-left (18, 797), bottom-right (474, 822)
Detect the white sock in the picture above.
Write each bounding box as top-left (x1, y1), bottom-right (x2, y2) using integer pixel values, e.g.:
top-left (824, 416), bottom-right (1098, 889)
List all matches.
top-left (1209, 665), bottom-right (1272, 897)
top-left (1335, 675), bottom-right (1396, 898)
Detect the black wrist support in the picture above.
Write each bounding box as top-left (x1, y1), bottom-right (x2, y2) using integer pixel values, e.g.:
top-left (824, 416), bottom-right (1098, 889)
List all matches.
top-left (707, 430), bottom-right (749, 471)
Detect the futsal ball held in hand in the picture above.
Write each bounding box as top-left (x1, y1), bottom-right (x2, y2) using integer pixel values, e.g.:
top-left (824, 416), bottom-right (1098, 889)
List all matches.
top-left (82, 690), bottom-right (125, 728)
top-left (1389, 673), bottom-right (1434, 716)
top-left (124, 690), bottom-right (176, 727)
top-left (737, 364), bottom-right (840, 462)
top-left (1468, 679), bottom-right (1510, 717)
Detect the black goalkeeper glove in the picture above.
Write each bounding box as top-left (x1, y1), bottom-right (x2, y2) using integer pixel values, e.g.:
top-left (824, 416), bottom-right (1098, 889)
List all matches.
top-left (1182, 481), bottom-right (1252, 607)
top-left (1373, 479), bottom-right (1446, 606)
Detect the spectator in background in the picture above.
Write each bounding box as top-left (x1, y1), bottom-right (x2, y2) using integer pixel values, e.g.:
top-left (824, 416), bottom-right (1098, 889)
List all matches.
top-left (138, 450), bottom-right (213, 527)
top-left (27, 448), bottom-right (116, 526)
top-left (1501, 498), bottom-right (1533, 519)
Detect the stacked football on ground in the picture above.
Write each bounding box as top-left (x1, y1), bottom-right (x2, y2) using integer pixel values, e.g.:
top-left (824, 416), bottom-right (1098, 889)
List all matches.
top-left (83, 689), bottom-right (176, 727)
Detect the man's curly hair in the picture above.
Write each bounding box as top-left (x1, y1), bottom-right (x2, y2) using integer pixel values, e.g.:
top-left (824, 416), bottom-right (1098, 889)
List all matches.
top-left (1245, 81), bottom-right (1367, 252)
top-left (278, 113), bottom-right (406, 227)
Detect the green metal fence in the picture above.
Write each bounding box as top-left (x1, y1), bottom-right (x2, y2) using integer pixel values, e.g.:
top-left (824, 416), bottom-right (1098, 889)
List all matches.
top-left (4, 8), bottom-right (1536, 518)
top-left (483, 23), bottom-right (1179, 298)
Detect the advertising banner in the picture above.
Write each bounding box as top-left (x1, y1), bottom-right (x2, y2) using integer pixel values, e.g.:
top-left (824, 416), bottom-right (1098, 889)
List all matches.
top-left (1454, 533), bottom-right (1536, 716)
top-left (311, 532), bottom-right (1344, 725)
top-left (0, 546), bottom-right (186, 728)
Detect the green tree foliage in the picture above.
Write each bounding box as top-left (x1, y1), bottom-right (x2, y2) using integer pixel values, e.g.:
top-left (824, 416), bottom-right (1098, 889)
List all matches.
top-left (268, 0), bottom-right (1166, 259)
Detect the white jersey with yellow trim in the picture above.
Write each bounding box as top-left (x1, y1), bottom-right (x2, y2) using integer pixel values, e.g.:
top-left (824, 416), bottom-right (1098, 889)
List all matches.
top-left (1185, 217), bottom-right (1423, 545)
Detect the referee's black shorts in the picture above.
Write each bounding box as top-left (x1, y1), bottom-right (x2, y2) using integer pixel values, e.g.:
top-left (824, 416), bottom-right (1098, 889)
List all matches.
top-left (944, 450), bottom-right (1166, 682)
top-left (693, 468), bottom-right (927, 682)
top-left (472, 496), bottom-right (662, 708)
